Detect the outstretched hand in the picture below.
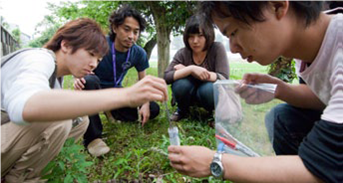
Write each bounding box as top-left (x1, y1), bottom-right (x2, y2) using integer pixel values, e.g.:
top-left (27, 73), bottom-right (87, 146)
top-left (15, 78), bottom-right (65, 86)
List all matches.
top-left (168, 145), bottom-right (215, 178)
top-left (126, 75), bottom-right (168, 108)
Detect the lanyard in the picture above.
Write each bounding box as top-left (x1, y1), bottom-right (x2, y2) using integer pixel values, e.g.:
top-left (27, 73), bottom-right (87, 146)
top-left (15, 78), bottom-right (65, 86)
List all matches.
top-left (112, 42), bottom-right (131, 87)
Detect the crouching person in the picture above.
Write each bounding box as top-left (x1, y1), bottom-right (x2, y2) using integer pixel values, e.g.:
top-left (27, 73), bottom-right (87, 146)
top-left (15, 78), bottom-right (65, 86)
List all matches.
top-left (1, 18), bottom-right (168, 182)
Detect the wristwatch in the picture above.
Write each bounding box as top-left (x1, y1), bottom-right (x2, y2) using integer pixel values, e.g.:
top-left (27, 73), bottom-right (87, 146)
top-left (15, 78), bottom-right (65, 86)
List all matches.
top-left (210, 151), bottom-right (224, 179)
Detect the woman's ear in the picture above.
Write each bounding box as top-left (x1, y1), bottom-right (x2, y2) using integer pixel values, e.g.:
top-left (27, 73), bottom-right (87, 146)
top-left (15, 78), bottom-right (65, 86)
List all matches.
top-left (269, 1), bottom-right (289, 20)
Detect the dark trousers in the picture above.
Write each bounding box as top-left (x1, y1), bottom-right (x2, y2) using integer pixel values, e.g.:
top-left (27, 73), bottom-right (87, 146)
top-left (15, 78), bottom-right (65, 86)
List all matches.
top-left (264, 103), bottom-right (323, 155)
top-left (82, 74), bottom-right (160, 146)
top-left (171, 76), bottom-right (214, 115)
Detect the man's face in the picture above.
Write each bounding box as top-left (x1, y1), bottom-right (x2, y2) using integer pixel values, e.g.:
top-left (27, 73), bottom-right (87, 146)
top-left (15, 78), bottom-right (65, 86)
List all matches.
top-left (212, 7), bottom-right (286, 66)
top-left (65, 47), bottom-right (101, 78)
top-left (113, 17), bottom-right (140, 50)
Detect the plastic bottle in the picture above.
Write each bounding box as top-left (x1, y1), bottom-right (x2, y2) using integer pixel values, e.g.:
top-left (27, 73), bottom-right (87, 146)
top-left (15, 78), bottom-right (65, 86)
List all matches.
top-left (168, 126), bottom-right (180, 146)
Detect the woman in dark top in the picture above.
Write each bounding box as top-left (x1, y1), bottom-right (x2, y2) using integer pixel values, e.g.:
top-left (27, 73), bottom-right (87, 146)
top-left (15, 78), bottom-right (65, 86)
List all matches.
top-left (164, 15), bottom-right (230, 121)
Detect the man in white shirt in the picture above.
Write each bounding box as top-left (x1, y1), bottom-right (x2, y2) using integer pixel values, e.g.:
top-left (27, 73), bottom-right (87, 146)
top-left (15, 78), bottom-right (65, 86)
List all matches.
top-left (1, 18), bottom-right (168, 182)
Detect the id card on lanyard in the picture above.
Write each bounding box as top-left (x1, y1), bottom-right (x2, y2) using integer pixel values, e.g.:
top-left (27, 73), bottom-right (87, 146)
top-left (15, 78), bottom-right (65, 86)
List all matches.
top-left (112, 42), bottom-right (131, 87)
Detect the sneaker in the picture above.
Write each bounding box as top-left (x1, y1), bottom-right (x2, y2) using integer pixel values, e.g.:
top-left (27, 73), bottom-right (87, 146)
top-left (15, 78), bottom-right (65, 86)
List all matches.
top-left (170, 111), bottom-right (187, 122)
top-left (87, 138), bottom-right (110, 157)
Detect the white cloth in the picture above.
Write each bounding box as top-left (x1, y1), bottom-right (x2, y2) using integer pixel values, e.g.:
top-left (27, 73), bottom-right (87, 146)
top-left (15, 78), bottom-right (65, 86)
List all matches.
top-left (296, 14), bottom-right (343, 124)
top-left (1, 50), bottom-right (60, 125)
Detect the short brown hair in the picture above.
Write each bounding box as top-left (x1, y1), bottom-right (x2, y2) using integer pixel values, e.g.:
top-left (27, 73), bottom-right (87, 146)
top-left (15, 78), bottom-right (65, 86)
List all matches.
top-left (44, 18), bottom-right (109, 57)
top-left (183, 15), bottom-right (215, 51)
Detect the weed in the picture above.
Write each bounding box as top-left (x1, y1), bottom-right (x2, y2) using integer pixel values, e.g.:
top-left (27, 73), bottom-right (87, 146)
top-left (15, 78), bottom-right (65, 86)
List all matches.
top-left (42, 138), bottom-right (93, 183)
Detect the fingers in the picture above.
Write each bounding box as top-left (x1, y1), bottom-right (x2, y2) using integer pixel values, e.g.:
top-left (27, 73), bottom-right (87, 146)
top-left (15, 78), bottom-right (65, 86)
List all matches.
top-left (242, 73), bottom-right (279, 84)
top-left (194, 69), bottom-right (210, 81)
top-left (73, 78), bottom-right (86, 90)
top-left (142, 113), bottom-right (149, 125)
top-left (239, 86), bottom-right (257, 99)
top-left (145, 76), bottom-right (168, 101)
top-left (168, 145), bottom-right (181, 154)
top-left (128, 75), bottom-right (168, 107)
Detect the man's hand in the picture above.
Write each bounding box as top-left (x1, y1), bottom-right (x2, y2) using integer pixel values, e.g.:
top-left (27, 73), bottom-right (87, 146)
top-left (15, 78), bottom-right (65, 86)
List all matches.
top-left (191, 66), bottom-right (210, 81)
top-left (168, 145), bottom-right (215, 178)
top-left (235, 73), bottom-right (281, 104)
top-left (73, 77), bottom-right (86, 90)
top-left (125, 75), bottom-right (168, 107)
top-left (139, 102), bottom-right (150, 126)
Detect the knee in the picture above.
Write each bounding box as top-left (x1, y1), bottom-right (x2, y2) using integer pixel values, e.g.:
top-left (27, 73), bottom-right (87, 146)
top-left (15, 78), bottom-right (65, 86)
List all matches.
top-left (171, 78), bottom-right (194, 97)
top-left (69, 117), bottom-right (89, 141)
top-left (265, 107), bottom-right (277, 132)
top-left (197, 82), bottom-right (214, 107)
top-left (149, 102), bottom-right (160, 119)
top-left (270, 104), bottom-right (292, 130)
top-left (83, 74), bottom-right (101, 90)
top-left (265, 107), bottom-right (278, 143)
top-left (197, 82), bottom-right (214, 100)
top-left (50, 122), bottom-right (73, 140)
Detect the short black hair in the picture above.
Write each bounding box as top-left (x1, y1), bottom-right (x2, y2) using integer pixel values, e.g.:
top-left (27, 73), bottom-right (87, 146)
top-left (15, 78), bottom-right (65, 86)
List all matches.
top-left (108, 4), bottom-right (147, 41)
top-left (199, 1), bottom-right (323, 27)
top-left (183, 15), bottom-right (215, 51)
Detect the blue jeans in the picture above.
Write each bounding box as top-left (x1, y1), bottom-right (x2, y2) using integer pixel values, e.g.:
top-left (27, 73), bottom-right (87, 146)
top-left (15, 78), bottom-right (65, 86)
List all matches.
top-left (264, 103), bottom-right (323, 155)
top-left (171, 76), bottom-right (214, 115)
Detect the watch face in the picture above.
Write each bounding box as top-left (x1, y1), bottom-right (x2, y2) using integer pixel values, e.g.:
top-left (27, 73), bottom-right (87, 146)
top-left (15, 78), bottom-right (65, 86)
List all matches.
top-left (210, 162), bottom-right (223, 177)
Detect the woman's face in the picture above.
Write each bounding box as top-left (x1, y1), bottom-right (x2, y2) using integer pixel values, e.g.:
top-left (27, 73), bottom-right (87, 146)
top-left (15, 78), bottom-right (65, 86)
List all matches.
top-left (188, 29), bottom-right (207, 53)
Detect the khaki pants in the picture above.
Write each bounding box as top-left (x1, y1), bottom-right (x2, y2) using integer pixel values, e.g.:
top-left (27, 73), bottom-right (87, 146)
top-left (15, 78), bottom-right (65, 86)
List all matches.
top-left (1, 117), bottom-right (89, 183)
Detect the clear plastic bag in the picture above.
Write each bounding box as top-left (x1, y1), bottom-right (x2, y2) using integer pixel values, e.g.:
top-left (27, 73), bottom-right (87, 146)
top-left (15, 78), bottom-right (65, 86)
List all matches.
top-left (214, 80), bottom-right (277, 157)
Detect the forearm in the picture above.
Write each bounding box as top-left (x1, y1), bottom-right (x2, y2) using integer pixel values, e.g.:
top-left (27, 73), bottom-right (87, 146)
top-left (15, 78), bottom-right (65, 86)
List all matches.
top-left (223, 155), bottom-right (321, 183)
top-left (173, 66), bottom-right (193, 81)
top-left (23, 89), bottom-right (129, 122)
top-left (276, 83), bottom-right (325, 110)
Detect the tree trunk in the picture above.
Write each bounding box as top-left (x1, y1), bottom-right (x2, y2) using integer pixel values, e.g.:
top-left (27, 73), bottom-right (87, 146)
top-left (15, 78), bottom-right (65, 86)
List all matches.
top-left (143, 34), bottom-right (157, 61)
top-left (156, 26), bottom-right (171, 78)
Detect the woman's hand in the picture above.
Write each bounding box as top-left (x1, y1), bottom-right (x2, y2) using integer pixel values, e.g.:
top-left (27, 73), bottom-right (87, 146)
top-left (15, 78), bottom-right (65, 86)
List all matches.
top-left (191, 66), bottom-right (210, 81)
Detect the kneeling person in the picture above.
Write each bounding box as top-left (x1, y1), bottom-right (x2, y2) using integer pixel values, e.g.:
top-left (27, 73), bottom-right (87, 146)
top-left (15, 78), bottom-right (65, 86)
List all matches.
top-left (73, 5), bottom-right (160, 157)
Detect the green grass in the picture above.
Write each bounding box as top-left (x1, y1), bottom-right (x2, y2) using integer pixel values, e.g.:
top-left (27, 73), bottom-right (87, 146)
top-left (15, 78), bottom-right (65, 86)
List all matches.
top-left (56, 62), bottom-right (280, 182)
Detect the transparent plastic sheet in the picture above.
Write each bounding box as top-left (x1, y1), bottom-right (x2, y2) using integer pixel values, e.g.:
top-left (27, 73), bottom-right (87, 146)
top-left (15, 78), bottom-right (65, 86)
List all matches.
top-left (214, 80), bottom-right (277, 157)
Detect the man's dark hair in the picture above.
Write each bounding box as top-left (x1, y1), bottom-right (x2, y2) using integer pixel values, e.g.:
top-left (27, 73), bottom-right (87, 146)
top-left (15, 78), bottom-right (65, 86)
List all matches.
top-left (199, 1), bottom-right (323, 27)
top-left (183, 15), bottom-right (215, 51)
top-left (328, 1), bottom-right (343, 9)
top-left (108, 4), bottom-right (147, 41)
